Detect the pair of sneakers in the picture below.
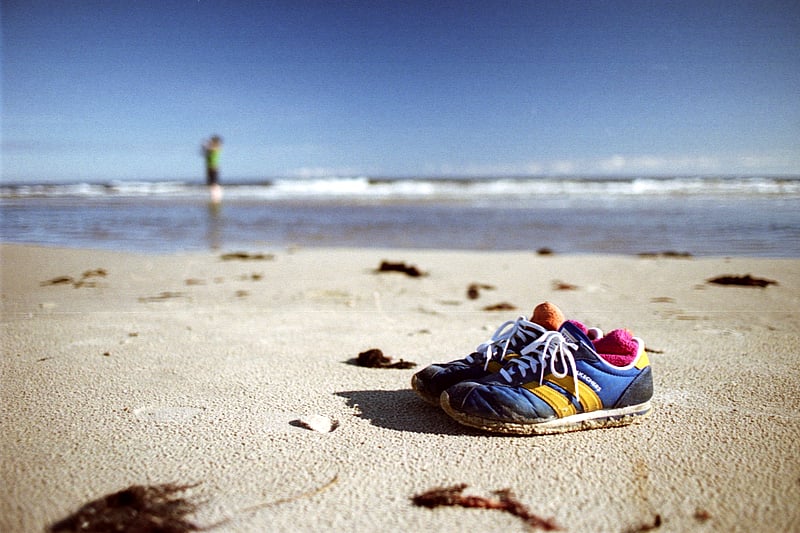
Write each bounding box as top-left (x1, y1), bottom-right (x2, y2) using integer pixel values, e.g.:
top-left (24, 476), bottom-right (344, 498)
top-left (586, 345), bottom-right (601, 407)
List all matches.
top-left (411, 302), bottom-right (653, 435)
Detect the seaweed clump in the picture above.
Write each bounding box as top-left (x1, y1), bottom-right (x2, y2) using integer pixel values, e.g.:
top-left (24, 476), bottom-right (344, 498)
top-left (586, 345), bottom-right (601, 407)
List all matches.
top-left (375, 260), bottom-right (426, 277)
top-left (40, 268), bottom-right (108, 288)
top-left (482, 302), bottom-right (517, 312)
top-left (467, 283), bottom-right (495, 300)
top-left (707, 274), bottom-right (777, 287)
top-left (356, 348), bottom-right (417, 369)
top-left (220, 252), bottom-right (273, 261)
top-left (49, 483), bottom-right (204, 533)
top-left (412, 483), bottom-right (561, 531)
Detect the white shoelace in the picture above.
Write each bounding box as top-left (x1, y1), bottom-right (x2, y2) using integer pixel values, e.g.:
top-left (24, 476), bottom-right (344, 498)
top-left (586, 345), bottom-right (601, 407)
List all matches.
top-left (499, 330), bottom-right (581, 402)
top-left (465, 316), bottom-right (547, 370)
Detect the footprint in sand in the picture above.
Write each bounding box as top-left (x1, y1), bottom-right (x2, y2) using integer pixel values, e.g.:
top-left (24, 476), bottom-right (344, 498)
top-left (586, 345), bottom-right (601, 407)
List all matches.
top-left (132, 406), bottom-right (205, 423)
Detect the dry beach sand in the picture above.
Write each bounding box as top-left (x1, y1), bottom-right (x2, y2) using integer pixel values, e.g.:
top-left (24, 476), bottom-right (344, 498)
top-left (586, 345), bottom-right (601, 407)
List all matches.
top-left (1, 243), bottom-right (799, 532)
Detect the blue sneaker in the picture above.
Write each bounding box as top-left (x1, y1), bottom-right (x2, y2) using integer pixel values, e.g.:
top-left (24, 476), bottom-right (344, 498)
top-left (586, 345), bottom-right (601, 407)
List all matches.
top-left (440, 321), bottom-right (653, 435)
top-left (411, 316), bottom-right (550, 406)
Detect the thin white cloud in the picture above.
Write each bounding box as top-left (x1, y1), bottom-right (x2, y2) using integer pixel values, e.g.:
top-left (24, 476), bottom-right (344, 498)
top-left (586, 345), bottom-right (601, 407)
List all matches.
top-left (735, 154), bottom-right (800, 170)
top-left (271, 153), bottom-right (799, 180)
top-left (423, 152), bottom-right (800, 178)
top-left (289, 166), bottom-right (363, 178)
top-left (598, 154), bottom-right (627, 172)
top-left (549, 160), bottom-right (577, 174)
top-left (596, 154), bottom-right (721, 174)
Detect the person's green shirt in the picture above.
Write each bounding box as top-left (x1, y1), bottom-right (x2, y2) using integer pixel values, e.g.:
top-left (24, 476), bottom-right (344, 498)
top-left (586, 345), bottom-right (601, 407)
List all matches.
top-left (206, 148), bottom-right (220, 170)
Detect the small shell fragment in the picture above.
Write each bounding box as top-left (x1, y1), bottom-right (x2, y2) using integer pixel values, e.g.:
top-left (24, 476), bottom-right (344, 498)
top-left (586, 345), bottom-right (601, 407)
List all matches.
top-left (294, 415), bottom-right (339, 433)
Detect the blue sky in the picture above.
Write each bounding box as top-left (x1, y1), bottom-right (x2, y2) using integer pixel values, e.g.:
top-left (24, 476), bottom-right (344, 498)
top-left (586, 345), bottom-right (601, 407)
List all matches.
top-left (2, 0), bottom-right (799, 183)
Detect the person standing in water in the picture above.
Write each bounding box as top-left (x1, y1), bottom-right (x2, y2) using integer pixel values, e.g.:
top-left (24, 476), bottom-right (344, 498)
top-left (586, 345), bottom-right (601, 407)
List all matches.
top-left (203, 135), bottom-right (223, 204)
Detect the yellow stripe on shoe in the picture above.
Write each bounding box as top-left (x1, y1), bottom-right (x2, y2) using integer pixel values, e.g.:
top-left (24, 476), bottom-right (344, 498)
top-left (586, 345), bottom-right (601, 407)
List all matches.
top-left (524, 375), bottom-right (604, 418)
top-left (546, 375), bottom-right (603, 413)
top-left (526, 383), bottom-right (576, 418)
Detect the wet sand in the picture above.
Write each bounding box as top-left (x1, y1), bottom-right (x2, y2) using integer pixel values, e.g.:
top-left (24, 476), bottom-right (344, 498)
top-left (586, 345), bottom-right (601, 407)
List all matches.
top-left (1, 243), bottom-right (799, 532)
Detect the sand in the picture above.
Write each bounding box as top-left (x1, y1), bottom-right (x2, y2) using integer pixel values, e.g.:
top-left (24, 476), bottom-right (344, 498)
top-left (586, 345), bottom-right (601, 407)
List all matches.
top-left (1, 243), bottom-right (799, 532)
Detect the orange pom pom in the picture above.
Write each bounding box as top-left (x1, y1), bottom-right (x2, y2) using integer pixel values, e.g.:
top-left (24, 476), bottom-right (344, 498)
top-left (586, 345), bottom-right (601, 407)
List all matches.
top-left (531, 302), bottom-right (565, 331)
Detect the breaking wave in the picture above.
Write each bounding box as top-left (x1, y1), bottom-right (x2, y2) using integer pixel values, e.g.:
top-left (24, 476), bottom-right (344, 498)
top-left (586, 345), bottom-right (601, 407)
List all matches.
top-left (2, 175), bottom-right (798, 200)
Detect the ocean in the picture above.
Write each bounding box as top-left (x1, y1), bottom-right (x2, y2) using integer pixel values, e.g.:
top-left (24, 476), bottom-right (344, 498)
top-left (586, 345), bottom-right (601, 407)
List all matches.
top-left (1, 176), bottom-right (798, 257)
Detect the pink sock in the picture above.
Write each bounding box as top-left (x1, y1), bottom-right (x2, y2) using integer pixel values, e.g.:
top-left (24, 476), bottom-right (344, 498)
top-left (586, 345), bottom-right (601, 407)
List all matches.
top-left (593, 329), bottom-right (640, 367)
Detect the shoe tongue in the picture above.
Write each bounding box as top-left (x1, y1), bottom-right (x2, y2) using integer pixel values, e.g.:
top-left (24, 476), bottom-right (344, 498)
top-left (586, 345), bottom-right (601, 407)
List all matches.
top-left (530, 302), bottom-right (565, 331)
top-left (559, 321), bottom-right (594, 348)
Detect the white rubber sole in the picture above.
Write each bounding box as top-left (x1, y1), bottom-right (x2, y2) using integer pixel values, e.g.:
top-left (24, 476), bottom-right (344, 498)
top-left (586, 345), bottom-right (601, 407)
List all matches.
top-left (441, 392), bottom-right (652, 435)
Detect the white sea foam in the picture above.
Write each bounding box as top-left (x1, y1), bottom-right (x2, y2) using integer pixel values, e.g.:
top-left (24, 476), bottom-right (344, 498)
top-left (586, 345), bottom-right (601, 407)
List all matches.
top-left (2, 176), bottom-right (798, 200)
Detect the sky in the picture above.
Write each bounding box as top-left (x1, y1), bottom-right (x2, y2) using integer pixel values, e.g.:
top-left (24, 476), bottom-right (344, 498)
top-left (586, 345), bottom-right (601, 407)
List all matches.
top-left (2, 0), bottom-right (799, 183)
